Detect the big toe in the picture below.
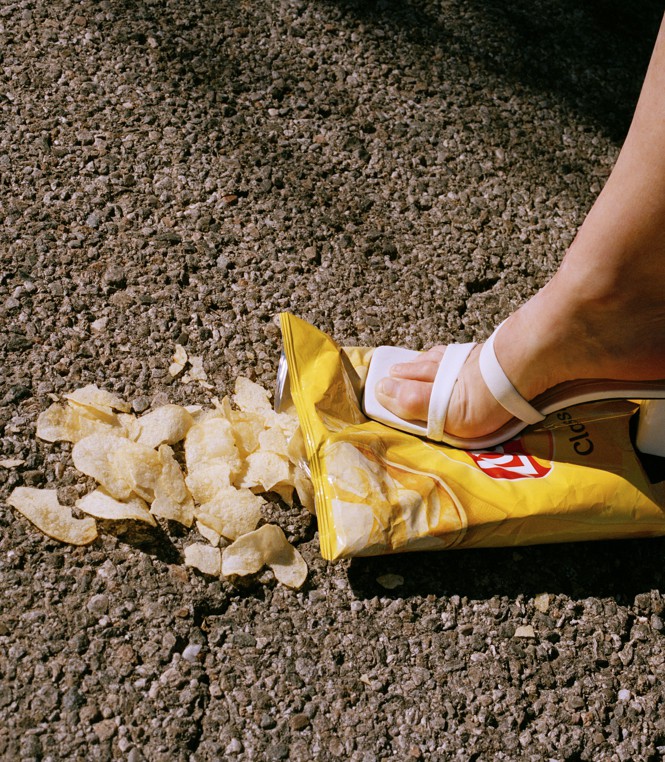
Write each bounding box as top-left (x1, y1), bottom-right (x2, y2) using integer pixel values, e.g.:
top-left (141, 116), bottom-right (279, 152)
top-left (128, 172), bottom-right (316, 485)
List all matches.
top-left (375, 377), bottom-right (431, 422)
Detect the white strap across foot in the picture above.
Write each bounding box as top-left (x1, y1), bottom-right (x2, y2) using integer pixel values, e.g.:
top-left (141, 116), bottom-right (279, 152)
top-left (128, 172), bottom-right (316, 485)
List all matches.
top-left (425, 323), bottom-right (545, 441)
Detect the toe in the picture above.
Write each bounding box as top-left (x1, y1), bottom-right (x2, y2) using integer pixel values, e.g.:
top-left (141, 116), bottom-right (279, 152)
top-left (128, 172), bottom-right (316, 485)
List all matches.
top-left (375, 377), bottom-right (432, 422)
top-left (389, 346), bottom-right (445, 383)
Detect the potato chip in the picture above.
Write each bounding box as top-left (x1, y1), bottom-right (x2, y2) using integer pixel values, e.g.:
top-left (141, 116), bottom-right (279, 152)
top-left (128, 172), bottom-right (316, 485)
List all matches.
top-left (182, 355), bottom-right (212, 389)
top-left (169, 344), bottom-right (188, 377)
top-left (287, 427), bottom-right (308, 467)
top-left (196, 487), bottom-right (264, 540)
top-left (118, 413), bottom-right (141, 441)
top-left (109, 440), bottom-right (162, 502)
top-left (185, 462), bottom-right (233, 504)
top-left (229, 413), bottom-right (265, 458)
top-left (37, 403), bottom-right (121, 444)
top-left (151, 445), bottom-right (194, 526)
top-left (270, 483), bottom-right (294, 506)
top-left (72, 434), bottom-right (133, 499)
top-left (65, 384), bottom-right (131, 424)
top-left (76, 488), bottom-right (156, 526)
top-left (221, 524), bottom-right (307, 588)
top-left (196, 520), bottom-right (221, 547)
top-left (258, 427), bottom-right (288, 455)
top-left (184, 543), bottom-right (221, 576)
top-left (157, 445), bottom-right (189, 503)
top-left (151, 493), bottom-right (195, 527)
top-left (238, 451), bottom-right (291, 492)
top-left (185, 417), bottom-right (241, 474)
top-left (8, 487), bottom-right (98, 545)
top-left (136, 404), bottom-right (194, 449)
top-left (233, 376), bottom-right (273, 415)
top-left (294, 466), bottom-right (316, 514)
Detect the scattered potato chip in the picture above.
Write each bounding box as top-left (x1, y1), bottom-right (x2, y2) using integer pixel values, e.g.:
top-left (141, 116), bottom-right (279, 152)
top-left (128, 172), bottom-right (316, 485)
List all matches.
top-left (258, 427), bottom-right (288, 455)
top-left (295, 466), bottom-right (316, 514)
top-left (182, 354), bottom-right (213, 389)
top-left (109, 440), bottom-right (162, 502)
top-left (19, 374), bottom-right (309, 588)
top-left (72, 434), bottom-right (134, 499)
top-left (151, 493), bottom-right (195, 527)
top-left (37, 403), bottom-right (121, 443)
top-left (185, 417), bottom-right (241, 475)
top-left (151, 445), bottom-right (194, 526)
top-left (118, 413), bottom-right (141, 440)
top-left (186, 462), bottom-right (233, 504)
top-left (65, 384), bottom-right (131, 424)
top-left (76, 489), bottom-right (156, 526)
top-left (239, 451), bottom-right (291, 492)
top-left (234, 376), bottom-right (272, 415)
top-left (196, 487), bottom-right (264, 540)
top-left (196, 520), bottom-right (221, 547)
top-left (184, 543), bottom-right (221, 576)
top-left (169, 344), bottom-right (188, 377)
top-left (8, 487), bottom-right (98, 545)
top-left (136, 404), bottom-right (194, 449)
top-left (221, 524), bottom-right (307, 588)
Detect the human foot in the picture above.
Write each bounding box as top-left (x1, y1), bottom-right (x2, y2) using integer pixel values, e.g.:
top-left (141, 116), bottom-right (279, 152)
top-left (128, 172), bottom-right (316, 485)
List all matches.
top-left (373, 257), bottom-right (665, 443)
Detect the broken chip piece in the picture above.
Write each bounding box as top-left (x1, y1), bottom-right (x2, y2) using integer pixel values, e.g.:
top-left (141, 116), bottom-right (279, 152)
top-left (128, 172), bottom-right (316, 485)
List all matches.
top-left (221, 524), bottom-right (307, 588)
top-left (169, 344), bottom-right (188, 377)
top-left (76, 488), bottom-right (157, 526)
top-left (184, 543), bottom-right (222, 576)
top-left (8, 487), bottom-right (98, 545)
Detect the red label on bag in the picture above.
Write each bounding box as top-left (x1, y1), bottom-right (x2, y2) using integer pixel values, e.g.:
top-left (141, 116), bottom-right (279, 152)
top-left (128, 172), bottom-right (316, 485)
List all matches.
top-left (467, 436), bottom-right (553, 480)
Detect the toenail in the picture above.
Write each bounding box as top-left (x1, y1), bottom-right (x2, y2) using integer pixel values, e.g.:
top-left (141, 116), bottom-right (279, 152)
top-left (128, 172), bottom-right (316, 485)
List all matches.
top-left (377, 378), bottom-right (398, 398)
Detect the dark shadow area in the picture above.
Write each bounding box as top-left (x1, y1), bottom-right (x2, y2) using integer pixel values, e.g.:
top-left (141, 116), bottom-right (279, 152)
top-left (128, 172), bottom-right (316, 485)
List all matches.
top-left (322, 0), bottom-right (664, 140)
top-left (348, 535), bottom-right (665, 603)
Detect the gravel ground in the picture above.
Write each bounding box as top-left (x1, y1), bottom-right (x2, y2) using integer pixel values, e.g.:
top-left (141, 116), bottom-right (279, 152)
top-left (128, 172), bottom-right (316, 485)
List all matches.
top-left (2, 0), bottom-right (665, 759)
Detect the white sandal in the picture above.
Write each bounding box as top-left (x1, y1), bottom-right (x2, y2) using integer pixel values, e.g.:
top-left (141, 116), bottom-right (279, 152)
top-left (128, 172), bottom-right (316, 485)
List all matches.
top-left (363, 324), bottom-right (665, 454)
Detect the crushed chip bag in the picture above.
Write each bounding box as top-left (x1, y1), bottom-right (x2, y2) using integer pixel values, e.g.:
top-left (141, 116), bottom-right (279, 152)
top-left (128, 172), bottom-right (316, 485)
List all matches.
top-left (8, 487), bottom-right (98, 545)
top-left (279, 312), bottom-right (665, 560)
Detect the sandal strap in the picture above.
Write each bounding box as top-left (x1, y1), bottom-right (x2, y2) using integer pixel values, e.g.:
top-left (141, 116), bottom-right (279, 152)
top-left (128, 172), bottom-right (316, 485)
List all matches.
top-left (478, 324), bottom-right (546, 426)
top-left (427, 343), bottom-right (476, 441)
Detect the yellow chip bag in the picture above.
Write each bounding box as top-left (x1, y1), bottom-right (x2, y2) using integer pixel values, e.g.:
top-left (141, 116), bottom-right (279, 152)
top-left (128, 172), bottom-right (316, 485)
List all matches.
top-left (279, 313), bottom-right (665, 560)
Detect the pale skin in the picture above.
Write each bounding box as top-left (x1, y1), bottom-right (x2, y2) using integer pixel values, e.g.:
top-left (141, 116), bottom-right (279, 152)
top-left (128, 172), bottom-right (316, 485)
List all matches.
top-left (376, 14), bottom-right (665, 440)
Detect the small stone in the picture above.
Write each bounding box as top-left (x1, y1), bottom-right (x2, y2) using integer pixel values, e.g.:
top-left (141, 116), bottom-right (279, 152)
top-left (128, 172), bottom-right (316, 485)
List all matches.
top-left (651, 614), bottom-right (663, 631)
top-left (514, 624), bottom-right (536, 639)
top-left (289, 713), bottom-right (310, 731)
top-left (618, 689), bottom-right (631, 702)
top-left (182, 643), bottom-right (202, 663)
top-left (93, 719), bottom-right (116, 741)
top-left (221, 194), bottom-right (238, 205)
top-left (91, 317), bottom-right (108, 332)
top-left (408, 747), bottom-right (423, 759)
top-left (533, 593), bottom-right (550, 613)
top-left (131, 396), bottom-right (151, 414)
top-left (87, 594), bottom-right (109, 616)
top-left (103, 265), bottom-right (127, 289)
top-left (225, 738), bottom-right (243, 755)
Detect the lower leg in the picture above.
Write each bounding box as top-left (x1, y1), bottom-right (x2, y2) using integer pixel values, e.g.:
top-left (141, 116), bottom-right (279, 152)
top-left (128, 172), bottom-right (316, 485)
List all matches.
top-left (376, 14), bottom-right (665, 439)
